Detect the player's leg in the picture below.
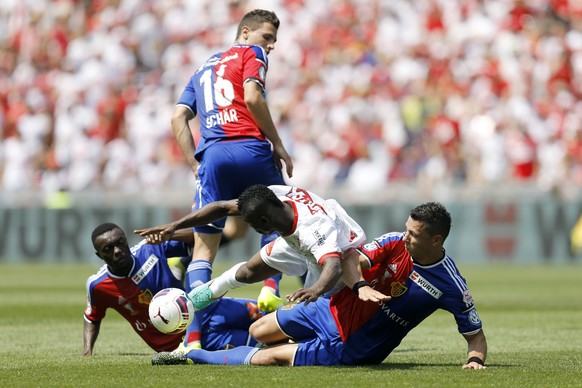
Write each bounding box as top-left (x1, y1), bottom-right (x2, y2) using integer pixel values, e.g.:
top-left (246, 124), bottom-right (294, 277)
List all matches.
top-left (249, 343), bottom-right (298, 366)
top-left (249, 311), bottom-right (288, 344)
top-left (219, 216), bottom-right (248, 247)
top-left (257, 232), bottom-right (284, 311)
top-left (200, 298), bottom-right (265, 350)
top-left (152, 343), bottom-right (297, 366)
top-left (207, 251), bottom-right (280, 296)
top-left (180, 233), bottom-right (220, 350)
top-left (188, 251), bottom-right (280, 310)
top-left (221, 140), bottom-right (287, 305)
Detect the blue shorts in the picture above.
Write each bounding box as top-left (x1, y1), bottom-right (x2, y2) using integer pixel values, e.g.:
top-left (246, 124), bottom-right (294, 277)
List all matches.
top-left (194, 139), bottom-right (284, 234)
top-left (201, 297), bottom-right (263, 350)
top-left (276, 299), bottom-right (344, 366)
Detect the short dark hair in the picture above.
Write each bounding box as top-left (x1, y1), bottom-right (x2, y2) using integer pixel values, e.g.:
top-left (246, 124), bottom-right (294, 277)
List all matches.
top-left (236, 9), bottom-right (280, 38)
top-left (91, 222), bottom-right (122, 247)
top-left (237, 184), bottom-right (283, 219)
top-left (409, 202), bottom-right (452, 241)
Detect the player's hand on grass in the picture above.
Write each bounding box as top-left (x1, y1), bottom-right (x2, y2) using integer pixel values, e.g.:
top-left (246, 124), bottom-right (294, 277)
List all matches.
top-left (462, 361), bottom-right (487, 370)
top-left (286, 287), bottom-right (320, 305)
top-left (357, 286), bottom-right (391, 304)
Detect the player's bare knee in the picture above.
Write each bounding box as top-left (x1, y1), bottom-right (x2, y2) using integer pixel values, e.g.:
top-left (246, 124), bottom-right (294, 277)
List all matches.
top-left (251, 347), bottom-right (293, 366)
top-left (234, 263), bottom-right (254, 283)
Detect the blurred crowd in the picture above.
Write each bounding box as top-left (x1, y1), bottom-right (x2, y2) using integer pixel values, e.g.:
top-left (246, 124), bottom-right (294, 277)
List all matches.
top-left (1, 0), bottom-right (582, 200)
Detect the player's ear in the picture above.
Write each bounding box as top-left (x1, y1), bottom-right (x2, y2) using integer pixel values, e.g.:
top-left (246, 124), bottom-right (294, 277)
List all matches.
top-left (241, 26), bottom-right (250, 40)
top-left (432, 234), bottom-right (443, 246)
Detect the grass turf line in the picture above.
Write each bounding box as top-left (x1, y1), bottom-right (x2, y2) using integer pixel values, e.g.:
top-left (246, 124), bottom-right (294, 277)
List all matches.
top-left (0, 263), bottom-right (581, 387)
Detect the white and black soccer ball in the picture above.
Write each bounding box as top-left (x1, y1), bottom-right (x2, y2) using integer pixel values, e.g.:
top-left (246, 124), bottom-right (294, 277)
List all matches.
top-left (148, 288), bottom-right (194, 334)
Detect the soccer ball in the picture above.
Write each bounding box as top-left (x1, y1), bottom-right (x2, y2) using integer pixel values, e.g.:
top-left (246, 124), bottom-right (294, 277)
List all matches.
top-left (148, 288), bottom-right (194, 334)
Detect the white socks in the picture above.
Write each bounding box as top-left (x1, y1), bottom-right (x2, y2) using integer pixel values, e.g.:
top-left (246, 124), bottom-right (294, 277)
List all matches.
top-left (209, 262), bottom-right (249, 296)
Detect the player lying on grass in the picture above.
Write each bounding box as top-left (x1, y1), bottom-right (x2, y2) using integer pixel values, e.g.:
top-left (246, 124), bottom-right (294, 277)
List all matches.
top-left (134, 184), bottom-right (367, 310)
top-left (83, 223), bottom-right (266, 355)
top-left (151, 202), bottom-right (488, 369)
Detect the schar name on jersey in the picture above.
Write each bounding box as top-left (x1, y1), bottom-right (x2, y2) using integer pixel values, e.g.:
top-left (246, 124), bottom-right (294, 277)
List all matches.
top-left (410, 270), bottom-right (443, 299)
top-left (132, 254), bottom-right (159, 284)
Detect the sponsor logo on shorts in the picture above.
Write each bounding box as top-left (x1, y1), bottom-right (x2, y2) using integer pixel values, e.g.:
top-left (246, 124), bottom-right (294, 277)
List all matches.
top-left (463, 289), bottom-right (474, 307)
top-left (313, 230), bottom-right (325, 246)
top-left (266, 240), bottom-right (276, 256)
top-left (281, 303), bottom-right (295, 310)
top-left (468, 309), bottom-right (481, 325)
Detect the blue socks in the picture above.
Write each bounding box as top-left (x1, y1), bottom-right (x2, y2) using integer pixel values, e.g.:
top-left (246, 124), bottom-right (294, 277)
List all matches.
top-left (183, 259), bottom-right (212, 346)
top-left (186, 346), bottom-right (259, 365)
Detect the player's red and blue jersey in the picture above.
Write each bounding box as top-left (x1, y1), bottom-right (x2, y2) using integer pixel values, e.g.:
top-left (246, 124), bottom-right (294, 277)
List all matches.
top-left (277, 231), bottom-right (483, 366)
top-left (339, 232), bottom-right (483, 365)
top-left (177, 44), bottom-right (270, 160)
top-left (329, 232), bottom-right (414, 341)
top-left (84, 240), bottom-right (191, 352)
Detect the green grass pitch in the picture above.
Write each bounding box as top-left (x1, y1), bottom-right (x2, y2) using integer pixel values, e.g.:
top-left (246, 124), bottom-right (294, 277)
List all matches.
top-left (0, 263), bottom-right (581, 387)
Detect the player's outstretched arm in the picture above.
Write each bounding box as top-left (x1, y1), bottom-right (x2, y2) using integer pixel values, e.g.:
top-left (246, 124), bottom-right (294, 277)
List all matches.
top-left (134, 200), bottom-right (239, 240)
top-left (341, 250), bottom-right (391, 303)
top-left (462, 330), bottom-right (488, 369)
top-left (82, 319), bottom-right (101, 356)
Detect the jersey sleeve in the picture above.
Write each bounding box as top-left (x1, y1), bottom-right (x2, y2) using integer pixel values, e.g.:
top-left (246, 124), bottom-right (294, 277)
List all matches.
top-left (440, 273), bottom-right (483, 335)
top-left (242, 45), bottom-right (268, 91)
top-left (84, 276), bottom-right (107, 323)
top-left (306, 215), bottom-right (342, 266)
top-left (176, 77), bottom-right (197, 115)
top-left (358, 232), bottom-right (405, 267)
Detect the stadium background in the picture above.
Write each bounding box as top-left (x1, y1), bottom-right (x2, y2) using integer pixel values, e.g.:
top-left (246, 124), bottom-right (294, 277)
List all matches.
top-left (1, 0), bottom-right (582, 264)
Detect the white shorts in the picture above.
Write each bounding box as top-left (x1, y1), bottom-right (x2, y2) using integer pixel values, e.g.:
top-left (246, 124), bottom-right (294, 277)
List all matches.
top-left (259, 199), bottom-right (366, 290)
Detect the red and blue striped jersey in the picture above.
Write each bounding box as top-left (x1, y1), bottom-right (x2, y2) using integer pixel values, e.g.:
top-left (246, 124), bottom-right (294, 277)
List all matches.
top-left (177, 44), bottom-right (270, 159)
top-left (336, 232), bottom-right (483, 365)
top-left (330, 232), bottom-right (414, 341)
top-left (84, 240), bottom-right (191, 352)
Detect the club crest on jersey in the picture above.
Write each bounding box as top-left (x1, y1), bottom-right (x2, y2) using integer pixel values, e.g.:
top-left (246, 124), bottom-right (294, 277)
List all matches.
top-left (410, 270), bottom-right (443, 299)
top-left (139, 289), bottom-right (154, 305)
top-left (391, 281), bottom-right (408, 297)
top-left (132, 254), bottom-right (159, 284)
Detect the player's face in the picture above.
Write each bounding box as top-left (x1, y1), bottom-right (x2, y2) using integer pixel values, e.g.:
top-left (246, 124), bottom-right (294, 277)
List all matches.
top-left (403, 217), bottom-right (435, 260)
top-left (94, 228), bottom-right (133, 274)
top-left (243, 213), bottom-right (274, 235)
top-left (244, 23), bottom-right (278, 54)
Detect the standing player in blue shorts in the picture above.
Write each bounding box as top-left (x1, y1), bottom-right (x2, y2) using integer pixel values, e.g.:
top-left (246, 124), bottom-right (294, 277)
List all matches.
top-left (151, 203), bottom-right (488, 370)
top-left (83, 223), bottom-right (265, 356)
top-left (170, 8), bottom-right (293, 351)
